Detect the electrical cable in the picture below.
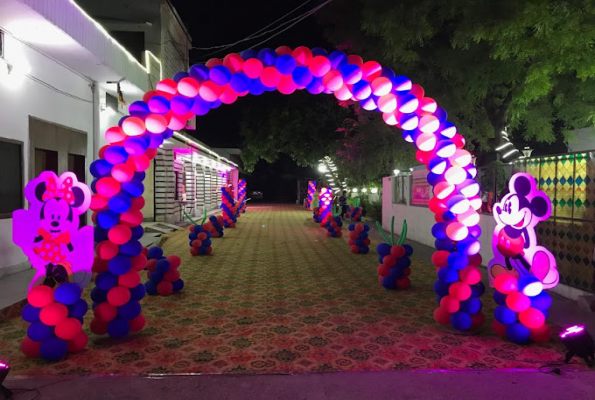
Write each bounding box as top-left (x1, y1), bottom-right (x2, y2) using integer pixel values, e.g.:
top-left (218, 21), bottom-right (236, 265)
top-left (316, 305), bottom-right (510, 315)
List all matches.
top-left (192, 0), bottom-right (315, 51)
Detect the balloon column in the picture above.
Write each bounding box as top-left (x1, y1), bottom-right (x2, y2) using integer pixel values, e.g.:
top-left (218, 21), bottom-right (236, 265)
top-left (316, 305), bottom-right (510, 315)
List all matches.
top-left (492, 274), bottom-right (552, 344)
top-left (306, 181), bottom-right (316, 210)
top-left (208, 215), bottom-right (225, 238)
top-left (348, 223), bottom-right (370, 254)
top-left (13, 172), bottom-right (93, 360)
top-left (312, 198), bottom-right (322, 223)
top-left (84, 45), bottom-right (484, 333)
top-left (376, 218), bottom-right (413, 290)
top-left (185, 210), bottom-right (213, 256)
top-left (238, 179), bottom-right (247, 214)
top-left (221, 185), bottom-right (237, 228)
top-left (348, 198), bottom-right (362, 222)
top-left (319, 187), bottom-right (333, 222)
top-left (145, 247), bottom-right (184, 296)
top-left (323, 206), bottom-right (343, 237)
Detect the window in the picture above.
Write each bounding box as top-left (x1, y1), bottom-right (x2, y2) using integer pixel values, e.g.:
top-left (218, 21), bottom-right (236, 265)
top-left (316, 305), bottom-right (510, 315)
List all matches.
top-left (106, 93), bottom-right (118, 111)
top-left (0, 139), bottom-right (23, 218)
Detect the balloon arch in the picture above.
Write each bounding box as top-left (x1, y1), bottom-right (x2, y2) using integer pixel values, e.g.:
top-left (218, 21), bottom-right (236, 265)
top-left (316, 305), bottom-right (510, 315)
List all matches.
top-left (89, 46), bottom-right (485, 336)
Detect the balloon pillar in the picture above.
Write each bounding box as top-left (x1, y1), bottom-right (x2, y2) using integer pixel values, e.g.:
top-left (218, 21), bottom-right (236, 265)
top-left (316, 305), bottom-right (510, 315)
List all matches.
top-left (376, 219), bottom-right (413, 290)
top-left (221, 185), bottom-right (237, 228)
top-left (145, 247), bottom-right (184, 295)
top-left (13, 172), bottom-right (93, 361)
top-left (488, 173), bottom-right (557, 343)
top-left (238, 179), bottom-right (247, 214)
top-left (348, 223), bottom-right (371, 254)
top-left (307, 181), bottom-right (316, 210)
top-left (319, 187), bottom-right (333, 222)
top-left (185, 211), bottom-right (214, 256)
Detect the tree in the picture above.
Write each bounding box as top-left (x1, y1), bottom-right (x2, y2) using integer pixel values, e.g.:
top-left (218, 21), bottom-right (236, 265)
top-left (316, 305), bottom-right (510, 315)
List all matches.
top-left (321, 0), bottom-right (595, 160)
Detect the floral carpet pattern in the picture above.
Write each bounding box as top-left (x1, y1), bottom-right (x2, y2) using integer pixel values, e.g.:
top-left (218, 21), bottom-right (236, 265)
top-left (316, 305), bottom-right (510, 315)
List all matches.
top-left (0, 205), bottom-right (568, 376)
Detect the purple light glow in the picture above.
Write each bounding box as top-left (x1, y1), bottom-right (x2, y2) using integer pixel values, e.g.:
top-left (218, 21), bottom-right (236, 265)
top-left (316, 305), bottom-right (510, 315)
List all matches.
top-left (560, 325), bottom-right (585, 339)
top-left (0, 362), bottom-right (7, 369)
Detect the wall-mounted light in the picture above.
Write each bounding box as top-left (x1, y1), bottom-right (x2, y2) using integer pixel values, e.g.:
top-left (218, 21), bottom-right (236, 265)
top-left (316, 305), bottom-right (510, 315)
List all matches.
top-left (352, 188), bottom-right (358, 193)
top-left (393, 169), bottom-right (400, 176)
top-left (318, 163), bottom-right (328, 173)
top-left (371, 188), bottom-right (378, 194)
top-left (361, 188), bottom-right (368, 193)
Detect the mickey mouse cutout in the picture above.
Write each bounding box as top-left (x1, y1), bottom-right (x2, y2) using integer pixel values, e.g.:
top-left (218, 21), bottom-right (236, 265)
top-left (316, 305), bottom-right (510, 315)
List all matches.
top-left (488, 173), bottom-right (559, 289)
top-left (13, 171), bottom-right (94, 291)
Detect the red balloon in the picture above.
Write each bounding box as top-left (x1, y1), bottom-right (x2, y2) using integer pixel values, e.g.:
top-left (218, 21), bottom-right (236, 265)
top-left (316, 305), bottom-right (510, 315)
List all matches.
top-left (142, 90), bottom-right (158, 103)
top-left (471, 311), bottom-right (485, 328)
top-left (377, 264), bottom-right (391, 277)
top-left (120, 210), bottom-right (144, 227)
top-left (292, 46), bottom-right (313, 65)
top-left (40, 302), bottom-right (68, 326)
top-left (431, 250), bottom-right (450, 268)
top-left (192, 239), bottom-right (203, 249)
top-left (55, 318), bottom-right (82, 340)
top-left (206, 247), bottom-right (213, 255)
top-left (440, 295), bottom-right (460, 313)
top-left (146, 259), bottom-right (157, 271)
top-left (361, 60), bottom-right (382, 81)
top-left (129, 313), bottom-right (146, 332)
top-left (96, 177), bottom-right (121, 198)
top-left (67, 331), bottom-right (89, 353)
top-left (157, 281), bottom-right (173, 296)
top-left (130, 196), bottom-right (146, 211)
top-left (177, 77), bottom-right (200, 97)
top-left (94, 302), bottom-right (117, 323)
top-left (468, 253), bottom-right (482, 267)
top-left (156, 79), bottom-right (178, 95)
top-left (96, 240), bottom-right (119, 260)
top-left (308, 56), bottom-right (331, 78)
top-left (494, 274), bottom-right (518, 294)
top-left (506, 292), bottom-right (531, 312)
top-left (127, 154), bottom-right (151, 172)
top-left (459, 266), bottom-right (481, 285)
top-left (519, 308), bottom-right (545, 329)
top-left (363, 238), bottom-right (371, 246)
top-left (27, 285), bottom-right (54, 308)
top-left (220, 85), bottom-right (239, 104)
top-left (409, 83), bottom-right (425, 98)
top-left (449, 282), bottom-right (472, 301)
top-left (107, 286), bottom-right (131, 307)
top-left (383, 255), bottom-right (397, 267)
top-left (347, 54), bottom-right (363, 66)
top-left (90, 319), bottom-right (108, 335)
top-left (119, 270), bottom-right (141, 288)
top-left (355, 224), bottom-right (364, 233)
top-left (275, 45), bottom-right (293, 55)
top-left (197, 232), bottom-right (208, 241)
top-left (21, 337), bottom-right (41, 357)
top-left (390, 245), bottom-right (405, 258)
top-left (530, 324), bottom-right (552, 343)
top-left (98, 145), bottom-right (108, 159)
top-left (243, 58), bottom-right (263, 79)
top-left (415, 149), bottom-right (434, 165)
top-left (108, 224), bottom-right (132, 245)
top-left (396, 277), bottom-right (411, 290)
top-left (132, 254), bottom-right (148, 271)
top-left (164, 268), bottom-right (180, 282)
top-left (261, 67), bottom-right (281, 87)
top-left (167, 255), bottom-right (181, 269)
top-left (277, 74), bottom-right (297, 95)
top-left (205, 58), bottom-right (222, 68)
top-left (93, 257), bottom-right (108, 273)
top-left (492, 320), bottom-right (507, 337)
top-left (433, 307), bottom-right (451, 325)
top-left (350, 245), bottom-right (359, 254)
top-left (90, 194), bottom-right (109, 212)
top-left (223, 53), bottom-right (244, 73)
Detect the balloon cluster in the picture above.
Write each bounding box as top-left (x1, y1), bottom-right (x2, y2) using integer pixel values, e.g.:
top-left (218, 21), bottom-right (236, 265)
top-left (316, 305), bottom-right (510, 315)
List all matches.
top-left (322, 207), bottom-right (343, 237)
top-left (145, 247), bottom-right (184, 296)
top-left (312, 198), bottom-right (321, 223)
top-left (348, 198), bottom-right (362, 221)
top-left (208, 215), bottom-right (225, 238)
top-left (238, 179), bottom-right (247, 214)
top-left (376, 218), bottom-right (413, 290)
top-left (184, 210), bottom-right (214, 255)
top-left (492, 273), bottom-right (552, 344)
top-left (306, 181), bottom-right (316, 210)
top-left (221, 185), bottom-right (237, 228)
top-left (319, 187), bottom-right (333, 222)
top-left (432, 249), bottom-right (486, 331)
top-left (348, 223), bottom-right (370, 254)
top-left (21, 283), bottom-right (89, 361)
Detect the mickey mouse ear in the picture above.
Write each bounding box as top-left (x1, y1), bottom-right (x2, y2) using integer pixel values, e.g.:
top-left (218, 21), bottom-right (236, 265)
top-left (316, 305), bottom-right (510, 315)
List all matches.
top-left (513, 175), bottom-right (533, 196)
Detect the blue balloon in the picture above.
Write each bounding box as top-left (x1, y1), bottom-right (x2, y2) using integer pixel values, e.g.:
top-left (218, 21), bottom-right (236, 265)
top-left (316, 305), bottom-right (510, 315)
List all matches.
top-left (530, 291), bottom-right (552, 311)
top-left (205, 231), bottom-right (212, 239)
top-left (108, 256), bottom-right (132, 276)
top-left (97, 210), bottom-right (119, 230)
top-left (210, 99), bottom-right (222, 109)
top-left (343, 65), bottom-right (364, 85)
top-left (124, 136), bottom-right (148, 156)
top-left (148, 247), bottom-right (163, 260)
top-left (381, 67), bottom-right (396, 79)
top-left (493, 290), bottom-right (507, 306)
top-left (148, 134), bottom-right (164, 149)
top-left (382, 276), bottom-right (396, 289)
top-left (355, 239), bottom-right (363, 246)
top-left (249, 79), bottom-right (266, 95)
top-left (203, 239), bottom-right (212, 247)
top-left (448, 252), bottom-right (468, 270)
top-left (118, 301), bottom-right (141, 320)
top-left (209, 65), bottom-right (231, 85)
top-left (130, 283), bottom-right (147, 301)
top-left (257, 48), bottom-right (277, 66)
top-left (150, 270), bottom-right (164, 282)
top-left (432, 223), bottom-right (448, 240)
top-left (468, 225), bottom-right (482, 239)
top-left (275, 54), bottom-right (297, 74)
top-left (94, 228), bottom-right (108, 245)
top-left (389, 266), bottom-right (404, 279)
top-left (329, 51), bottom-right (348, 69)
top-left (376, 243), bottom-right (392, 257)
top-left (54, 282), bottom-right (81, 305)
top-left (311, 47), bottom-right (328, 57)
top-left (506, 323), bottom-right (530, 344)
top-left (191, 97), bottom-right (210, 116)
top-left (162, 129), bottom-right (174, 139)
top-left (173, 71), bottom-right (189, 82)
top-left (40, 337), bottom-right (68, 361)
top-left (495, 305), bottom-right (517, 325)
top-left (108, 194), bottom-right (132, 214)
top-left (451, 311), bottom-right (472, 330)
top-left (68, 299), bottom-right (88, 318)
top-left (427, 172), bottom-right (443, 187)
top-left (156, 259), bottom-right (171, 273)
top-left (471, 281), bottom-right (486, 297)
top-left (90, 159), bottom-right (113, 178)
top-left (378, 255), bottom-right (384, 264)
top-left (229, 72), bottom-right (251, 92)
top-left (199, 247), bottom-right (208, 255)
top-left (240, 49), bottom-right (258, 60)
top-left (145, 280), bottom-right (157, 295)
top-left (392, 75), bottom-right (412, 93)
top-left (292, 66), bottom-right (313, 87)
top-left (120, 239), bottom-right (142, 257)
top-left (91, 287), bottom-right (108, 303)
top-left (108, 318), bottom-right (131, 339)
top-left (22, 304), bottom-right (41, 323)
top-left (434, 107), bottom-right (448, 122)
top-left (148, 96), bottom-right (170, 114)
top-left (306, 77), bottom-right (324, 94)
top-left (128, 101), bottom-right (150, 116)
top-left (363, 225), bottom-right (370, 232)
top-left (172, 279), bottom-right (184, 292)
top-left (171, 95), bottom-right (193, 114)
top-left (122, 180), bottom-right (144, 197)
top-left (438, 267), bottom-right (459, 283)
top-left (442, 211), bottom-right (456, 222)
top-left (131, 226), bottom-right (144, 240)
top-left (402, 244), bottom-right (413, 256)
top-left (460, 297), bottom-right (482, 314)
top-left (189, 64), bottom-right (209, 81)
top-left (134, 171), bottom-right (146, 181)
top-left (360, 246), bottom-right (369, 254)
top-left (193, 225), bottom-right (204, 233)
top-left (397, 257), bottom-right (411, 268)
top-left (189, 232), bottom-right (198, 241)
top-left (434, 280), bottom-right (451, 297)
top-left (104, 146), bottom-right (128, 165)
top-left (435, 239), bottom-right (455, 251)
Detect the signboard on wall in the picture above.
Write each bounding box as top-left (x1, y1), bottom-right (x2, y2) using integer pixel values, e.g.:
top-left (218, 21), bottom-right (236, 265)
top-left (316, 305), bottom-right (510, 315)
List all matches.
top-left (411, 167), bottom-right (430, 206)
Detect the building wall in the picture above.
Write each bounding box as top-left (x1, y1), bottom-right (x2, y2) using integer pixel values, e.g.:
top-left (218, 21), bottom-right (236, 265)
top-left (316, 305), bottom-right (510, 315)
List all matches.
top-left (0, 32), bottom-right (94, 276)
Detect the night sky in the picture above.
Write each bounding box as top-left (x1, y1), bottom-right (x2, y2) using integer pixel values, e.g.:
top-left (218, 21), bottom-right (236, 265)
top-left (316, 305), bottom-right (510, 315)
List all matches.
top-left (169, 0), bottom-right (330, 201)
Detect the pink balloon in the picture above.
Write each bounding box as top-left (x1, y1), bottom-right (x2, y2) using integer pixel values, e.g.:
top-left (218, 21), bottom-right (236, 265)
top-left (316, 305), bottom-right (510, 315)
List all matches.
top-left (96, 177), bottom-right (121, 197)
top-left (122, 117), bottom-right (146, 137)
top-left (177, 77), bottom-right (200, 97)
top-left (308, 56), bottom-right (331, 78)
top-left (243, 58), bottom-right (263, 79)
top-left (145, 114), bottom-right (168, 134)
top-left (156, 79), bottom-right (178, 95)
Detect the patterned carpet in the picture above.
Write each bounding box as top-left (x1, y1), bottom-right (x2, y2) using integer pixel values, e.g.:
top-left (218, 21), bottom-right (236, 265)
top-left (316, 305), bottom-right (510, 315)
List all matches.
top-left (0, 205), bottom-right (569, 376)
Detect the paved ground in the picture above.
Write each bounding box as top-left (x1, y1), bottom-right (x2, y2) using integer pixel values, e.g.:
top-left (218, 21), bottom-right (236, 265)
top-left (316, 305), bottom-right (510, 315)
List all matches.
top-left (1, 204), bottom-right (594, 398)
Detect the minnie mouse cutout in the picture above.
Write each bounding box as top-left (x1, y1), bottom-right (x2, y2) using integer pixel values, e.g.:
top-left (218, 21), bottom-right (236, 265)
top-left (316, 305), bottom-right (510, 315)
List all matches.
top-left (488, 173), bottom-right (559, 289)
top-left (13, 171), bottom-right (94, 291)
